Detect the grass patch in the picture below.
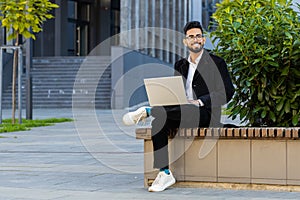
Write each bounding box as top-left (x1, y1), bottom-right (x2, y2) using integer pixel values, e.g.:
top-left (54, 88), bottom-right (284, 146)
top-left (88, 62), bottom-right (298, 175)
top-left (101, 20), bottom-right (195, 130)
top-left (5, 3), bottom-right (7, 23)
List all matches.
top-left (0, 118), bottom-right (73, 133)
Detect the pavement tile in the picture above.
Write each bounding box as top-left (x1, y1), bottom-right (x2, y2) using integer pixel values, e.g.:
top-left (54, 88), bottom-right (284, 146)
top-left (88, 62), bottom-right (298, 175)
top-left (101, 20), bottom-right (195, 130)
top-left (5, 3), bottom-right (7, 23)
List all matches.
top-left (0, 109), bottom-right (300, 199)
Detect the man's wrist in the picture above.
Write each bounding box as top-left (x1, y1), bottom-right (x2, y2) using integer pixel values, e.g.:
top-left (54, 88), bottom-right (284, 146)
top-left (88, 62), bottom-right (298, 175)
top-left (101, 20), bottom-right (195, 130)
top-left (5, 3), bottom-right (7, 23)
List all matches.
top-left (198, 99), bottom-right (204, 106)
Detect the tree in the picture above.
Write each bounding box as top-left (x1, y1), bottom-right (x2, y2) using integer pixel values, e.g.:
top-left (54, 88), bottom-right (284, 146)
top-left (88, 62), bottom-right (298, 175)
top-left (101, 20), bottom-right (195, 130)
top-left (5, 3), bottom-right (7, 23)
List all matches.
top-left (0, 0), bottom-right (59, 124)
top-left (211, 0), bottom-right (300, 127)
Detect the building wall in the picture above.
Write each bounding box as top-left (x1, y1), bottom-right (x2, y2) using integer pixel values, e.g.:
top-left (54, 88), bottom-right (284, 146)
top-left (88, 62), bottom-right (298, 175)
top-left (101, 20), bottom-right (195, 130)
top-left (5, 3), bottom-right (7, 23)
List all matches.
top-left (111, 46), bottom-right (173, 108)
top-left (0, 0), bottom-right (299, 57)
top-left (120, 0), bottom-right (193, 64)
top-left (32, 0), bottom-right (120, 57)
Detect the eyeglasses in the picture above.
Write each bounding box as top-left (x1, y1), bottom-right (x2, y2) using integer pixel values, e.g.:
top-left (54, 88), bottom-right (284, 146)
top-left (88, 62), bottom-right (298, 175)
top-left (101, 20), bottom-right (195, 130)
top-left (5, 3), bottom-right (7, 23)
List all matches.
top-left (185, 34), bottom-right (204, 41)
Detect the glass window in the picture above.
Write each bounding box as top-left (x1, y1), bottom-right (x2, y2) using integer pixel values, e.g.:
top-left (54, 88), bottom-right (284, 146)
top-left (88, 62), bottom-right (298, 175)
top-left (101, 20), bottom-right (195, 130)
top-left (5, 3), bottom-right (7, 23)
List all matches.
top-left (202, 0), bottom-right (221, 31)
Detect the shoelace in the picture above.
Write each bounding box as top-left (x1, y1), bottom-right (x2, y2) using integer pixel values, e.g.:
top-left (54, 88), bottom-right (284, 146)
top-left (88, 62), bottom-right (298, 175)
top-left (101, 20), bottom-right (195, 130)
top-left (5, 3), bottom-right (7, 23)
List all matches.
top-left (135, 113), bottom-right (144, 124)
top-left (135, 111), bottom-right (147, 125)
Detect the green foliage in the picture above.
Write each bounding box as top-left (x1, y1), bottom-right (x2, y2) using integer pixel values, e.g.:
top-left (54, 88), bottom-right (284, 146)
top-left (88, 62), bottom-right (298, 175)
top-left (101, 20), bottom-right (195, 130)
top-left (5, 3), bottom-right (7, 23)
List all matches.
top-left (0, 118), bottom-right (73, 133)
top-left (0, 0), bottom-right (58, 124)
top-left (0, 0), bottom-right (59, 40)
top-left (211, 0), bottom-right (300, 126)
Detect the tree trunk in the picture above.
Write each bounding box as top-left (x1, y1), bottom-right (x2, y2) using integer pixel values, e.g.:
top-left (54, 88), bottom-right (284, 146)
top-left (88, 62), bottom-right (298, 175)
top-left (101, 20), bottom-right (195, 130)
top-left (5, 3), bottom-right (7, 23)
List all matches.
top-left (12, 34), bottom-right (19, 124)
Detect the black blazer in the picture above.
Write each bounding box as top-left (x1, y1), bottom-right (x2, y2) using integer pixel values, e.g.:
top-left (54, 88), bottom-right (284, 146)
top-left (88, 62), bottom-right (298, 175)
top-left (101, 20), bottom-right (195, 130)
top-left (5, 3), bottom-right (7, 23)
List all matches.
top-left (174, 49), bottom-right (234, 124)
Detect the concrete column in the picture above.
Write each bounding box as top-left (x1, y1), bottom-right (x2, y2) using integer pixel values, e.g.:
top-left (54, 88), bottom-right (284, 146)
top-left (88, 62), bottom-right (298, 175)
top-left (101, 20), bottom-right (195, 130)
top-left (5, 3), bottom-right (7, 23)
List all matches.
top-left (134, 0), bottom-right (140, 50)
top-left (165, 1), bottom-right (170, 63)
top-left (120, 0), bottom-right (131, 47)
top-left (143, 0), bottom-right (148, 55)
top-left (151, 0), bottom-right (155, 58)
top-left (55, 0), bottom-right (68, 56)
top-left (172, 0), bottom-right (176, 64)
top-left (159, 0), bottom-right (163, 60)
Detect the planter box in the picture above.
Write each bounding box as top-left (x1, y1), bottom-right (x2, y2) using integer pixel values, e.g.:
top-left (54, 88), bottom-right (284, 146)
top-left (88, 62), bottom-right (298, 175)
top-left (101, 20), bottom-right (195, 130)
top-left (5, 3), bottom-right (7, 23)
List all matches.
top-left (136, 127), bottom-right (300, 190)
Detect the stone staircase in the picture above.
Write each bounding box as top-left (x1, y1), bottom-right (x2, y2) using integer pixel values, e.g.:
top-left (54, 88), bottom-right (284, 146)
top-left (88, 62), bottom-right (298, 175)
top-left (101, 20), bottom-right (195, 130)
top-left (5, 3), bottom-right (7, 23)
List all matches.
top-left (2, 56), bottom-right (112, 109)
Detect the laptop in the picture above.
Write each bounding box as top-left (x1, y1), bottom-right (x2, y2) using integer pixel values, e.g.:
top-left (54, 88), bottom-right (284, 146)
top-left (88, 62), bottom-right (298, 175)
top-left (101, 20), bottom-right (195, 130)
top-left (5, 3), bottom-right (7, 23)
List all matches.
top-left (144, 76), bottom-right (188, 106)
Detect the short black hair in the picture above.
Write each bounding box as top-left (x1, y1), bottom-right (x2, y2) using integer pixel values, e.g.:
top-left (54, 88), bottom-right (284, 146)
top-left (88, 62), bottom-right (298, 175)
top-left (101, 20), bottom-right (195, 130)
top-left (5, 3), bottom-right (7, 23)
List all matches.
top-left (183, 21), bottom-right (204, 34)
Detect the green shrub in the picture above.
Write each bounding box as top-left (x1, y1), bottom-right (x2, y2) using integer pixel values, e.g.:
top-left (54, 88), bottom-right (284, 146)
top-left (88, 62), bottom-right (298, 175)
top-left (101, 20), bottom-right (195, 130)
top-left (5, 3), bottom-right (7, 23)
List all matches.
top-left (211, 0), bottom-right (300, 126)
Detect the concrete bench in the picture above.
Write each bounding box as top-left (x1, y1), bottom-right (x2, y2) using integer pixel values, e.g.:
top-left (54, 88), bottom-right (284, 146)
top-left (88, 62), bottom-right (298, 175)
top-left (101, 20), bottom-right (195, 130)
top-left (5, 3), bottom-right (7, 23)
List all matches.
top-left (136, 127), bottom-right (300, 191)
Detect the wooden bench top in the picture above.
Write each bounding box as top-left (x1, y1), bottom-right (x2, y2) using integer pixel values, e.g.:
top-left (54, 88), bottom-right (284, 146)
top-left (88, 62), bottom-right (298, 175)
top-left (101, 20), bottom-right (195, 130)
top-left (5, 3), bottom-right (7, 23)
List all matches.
top-left (136, 127), bottom-right (300, 140)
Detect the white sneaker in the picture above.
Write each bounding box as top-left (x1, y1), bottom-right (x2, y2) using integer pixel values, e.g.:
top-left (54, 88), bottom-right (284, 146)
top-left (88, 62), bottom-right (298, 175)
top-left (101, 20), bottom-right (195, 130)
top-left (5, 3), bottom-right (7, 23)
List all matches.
top-left (148, 171), bottom-right (176, 192)
top-left (122, 106), bottom-right (150, 126)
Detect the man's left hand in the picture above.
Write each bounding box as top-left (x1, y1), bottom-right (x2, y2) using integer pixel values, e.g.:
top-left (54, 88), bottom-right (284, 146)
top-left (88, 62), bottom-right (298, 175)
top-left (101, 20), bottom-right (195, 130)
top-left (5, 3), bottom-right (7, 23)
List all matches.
top-left (188, 100), bottom-right (200, 106)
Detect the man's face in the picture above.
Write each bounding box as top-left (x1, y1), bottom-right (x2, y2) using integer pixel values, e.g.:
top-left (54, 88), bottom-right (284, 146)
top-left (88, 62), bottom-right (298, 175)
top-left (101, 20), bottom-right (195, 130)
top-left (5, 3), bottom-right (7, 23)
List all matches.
top-left (183, 28), bottom-right (206, 53)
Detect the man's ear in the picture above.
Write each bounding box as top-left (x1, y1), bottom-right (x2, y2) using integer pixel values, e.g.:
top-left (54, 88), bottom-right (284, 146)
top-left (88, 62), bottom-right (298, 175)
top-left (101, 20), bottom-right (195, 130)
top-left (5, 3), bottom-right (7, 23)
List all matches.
top-left (183, 39), bottom-right (187, 46)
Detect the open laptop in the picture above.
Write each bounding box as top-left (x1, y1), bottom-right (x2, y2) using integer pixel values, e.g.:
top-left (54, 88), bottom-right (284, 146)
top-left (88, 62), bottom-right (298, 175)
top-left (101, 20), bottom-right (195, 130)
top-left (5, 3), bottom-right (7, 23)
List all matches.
top-left (144, 76), bottom-right (188, 106)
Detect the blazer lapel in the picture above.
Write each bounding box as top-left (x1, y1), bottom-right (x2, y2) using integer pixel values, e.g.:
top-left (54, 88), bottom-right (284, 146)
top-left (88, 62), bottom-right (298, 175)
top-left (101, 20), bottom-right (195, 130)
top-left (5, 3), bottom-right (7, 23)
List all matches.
top-left (193, 50), bottom-right (210, 83)
top-left (179, 59), bottom-right (189, 85)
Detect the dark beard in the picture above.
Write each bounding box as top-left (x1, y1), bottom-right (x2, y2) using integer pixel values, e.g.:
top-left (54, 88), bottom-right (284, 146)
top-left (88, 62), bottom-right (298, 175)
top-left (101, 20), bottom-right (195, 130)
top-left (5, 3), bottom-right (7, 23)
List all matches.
top-left (187, 44), bottom-right (204, 53)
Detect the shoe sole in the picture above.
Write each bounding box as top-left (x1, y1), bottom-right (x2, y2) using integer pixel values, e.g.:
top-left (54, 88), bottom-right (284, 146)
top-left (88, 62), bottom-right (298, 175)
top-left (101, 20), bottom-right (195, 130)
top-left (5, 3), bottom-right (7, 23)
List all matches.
top-left (148, 179), bottom-right (176, 192)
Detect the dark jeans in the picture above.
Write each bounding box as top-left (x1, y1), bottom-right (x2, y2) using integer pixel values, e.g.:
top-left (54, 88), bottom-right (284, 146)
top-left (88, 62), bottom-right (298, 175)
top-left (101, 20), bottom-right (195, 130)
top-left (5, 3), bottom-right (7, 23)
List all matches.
top-left (151, 104), bottom-right (211, 169)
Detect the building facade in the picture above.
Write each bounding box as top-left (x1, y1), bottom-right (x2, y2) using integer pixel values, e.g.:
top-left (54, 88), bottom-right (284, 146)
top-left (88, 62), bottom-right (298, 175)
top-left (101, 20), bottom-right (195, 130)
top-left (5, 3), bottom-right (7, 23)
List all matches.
top-left (0, 0), bottom-right (222, 109)
top-left (1, 0), bottom-right (299, 58)
top-left (0, 0), bottom-right (223, 60)
top-left (1, 0), bottom-right (298, 109)
top-left (34, 0), bottom-right (120, 57)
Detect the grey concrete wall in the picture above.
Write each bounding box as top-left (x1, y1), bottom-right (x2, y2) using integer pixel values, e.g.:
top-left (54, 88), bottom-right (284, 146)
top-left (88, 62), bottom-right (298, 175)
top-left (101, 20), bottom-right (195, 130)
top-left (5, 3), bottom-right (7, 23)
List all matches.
top-left (120, 0), bottom-right (190, 64)
top-left (111, 46), bottom-right (173, 109)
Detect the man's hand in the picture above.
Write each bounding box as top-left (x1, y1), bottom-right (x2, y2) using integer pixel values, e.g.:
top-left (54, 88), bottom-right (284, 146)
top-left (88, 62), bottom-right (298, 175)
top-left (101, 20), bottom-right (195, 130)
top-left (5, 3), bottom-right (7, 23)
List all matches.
top-left (188, 100), bottom-right (200, 106)
top-left (188, 99), bottom-right (204, 107)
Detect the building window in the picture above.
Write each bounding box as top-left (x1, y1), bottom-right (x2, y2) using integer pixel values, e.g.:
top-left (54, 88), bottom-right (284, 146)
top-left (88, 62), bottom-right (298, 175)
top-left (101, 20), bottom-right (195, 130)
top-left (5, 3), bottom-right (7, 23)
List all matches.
top-left (111, 0), bottom-right (120, 46)
top-left (202, 0), bottom-right (221, 31)
top-left (67, 0), bottom-right (90, 56)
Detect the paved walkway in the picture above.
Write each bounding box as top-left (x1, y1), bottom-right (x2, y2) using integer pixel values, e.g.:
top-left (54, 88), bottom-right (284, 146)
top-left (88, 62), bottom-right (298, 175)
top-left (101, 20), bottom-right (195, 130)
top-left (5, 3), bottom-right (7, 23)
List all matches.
top-left (0, 109), bottom-right (300, 200)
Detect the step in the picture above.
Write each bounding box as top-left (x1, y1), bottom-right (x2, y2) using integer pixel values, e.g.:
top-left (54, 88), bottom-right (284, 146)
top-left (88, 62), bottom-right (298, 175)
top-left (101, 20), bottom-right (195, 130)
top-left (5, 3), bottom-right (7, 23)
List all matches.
top-left (2, 56), bottom-right (112, 109)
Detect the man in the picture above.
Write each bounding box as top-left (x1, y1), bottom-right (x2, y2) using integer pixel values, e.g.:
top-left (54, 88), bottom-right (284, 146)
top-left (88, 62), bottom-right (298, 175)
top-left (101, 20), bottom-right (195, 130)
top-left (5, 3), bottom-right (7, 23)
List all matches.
top-left (123, 21), bottom-right (234, 192)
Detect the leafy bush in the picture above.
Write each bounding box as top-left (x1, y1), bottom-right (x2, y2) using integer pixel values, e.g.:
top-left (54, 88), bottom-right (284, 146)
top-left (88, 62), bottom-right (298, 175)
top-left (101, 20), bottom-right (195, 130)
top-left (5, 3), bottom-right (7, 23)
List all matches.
top-left (211, 0), bottom-right (300, 126)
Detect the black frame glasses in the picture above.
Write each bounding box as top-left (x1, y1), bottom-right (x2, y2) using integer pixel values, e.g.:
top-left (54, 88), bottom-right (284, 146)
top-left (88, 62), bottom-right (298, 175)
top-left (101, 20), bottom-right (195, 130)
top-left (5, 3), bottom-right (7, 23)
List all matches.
top-left (185, 34), bottom-right (204, 41)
